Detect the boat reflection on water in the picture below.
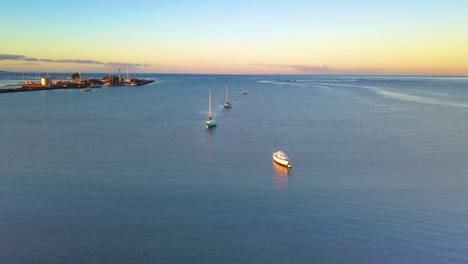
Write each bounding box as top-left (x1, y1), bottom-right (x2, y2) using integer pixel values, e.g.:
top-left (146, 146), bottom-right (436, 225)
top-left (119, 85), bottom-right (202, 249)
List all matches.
top-left (272, 161), bottom-right (290, 190)
top-left (205, 126), bottom-right (216, 161)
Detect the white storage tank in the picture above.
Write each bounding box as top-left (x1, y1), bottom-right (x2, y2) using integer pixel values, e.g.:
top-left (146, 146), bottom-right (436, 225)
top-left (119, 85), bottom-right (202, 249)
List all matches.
top-left (41, 77), bottom-right (52, 86)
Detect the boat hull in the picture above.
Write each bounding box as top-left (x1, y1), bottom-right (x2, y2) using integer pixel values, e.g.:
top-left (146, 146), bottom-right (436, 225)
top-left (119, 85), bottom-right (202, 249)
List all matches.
top-left (206, 120), bottom-right (217, 127)
top-left (272, 151), bottom-right (291, 168)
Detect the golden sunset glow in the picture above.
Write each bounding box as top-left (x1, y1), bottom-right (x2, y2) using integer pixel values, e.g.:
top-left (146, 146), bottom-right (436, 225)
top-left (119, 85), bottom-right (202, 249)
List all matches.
top-left (1, 1), bottom-right (467, 75)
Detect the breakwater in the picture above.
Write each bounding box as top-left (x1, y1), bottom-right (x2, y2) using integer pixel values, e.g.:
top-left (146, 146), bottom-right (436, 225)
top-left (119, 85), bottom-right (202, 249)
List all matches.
top-left (0, 79), bottom-right (155, 94)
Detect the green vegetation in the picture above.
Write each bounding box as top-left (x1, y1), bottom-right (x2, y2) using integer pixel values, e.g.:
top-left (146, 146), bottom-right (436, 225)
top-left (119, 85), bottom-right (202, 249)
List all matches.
top-left (71, 72), bottom-right (81, 80)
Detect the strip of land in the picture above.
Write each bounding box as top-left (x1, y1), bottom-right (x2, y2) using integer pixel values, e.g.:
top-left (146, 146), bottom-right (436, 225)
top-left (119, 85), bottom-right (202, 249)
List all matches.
top-left (1, 75), bottom-right (155, 94)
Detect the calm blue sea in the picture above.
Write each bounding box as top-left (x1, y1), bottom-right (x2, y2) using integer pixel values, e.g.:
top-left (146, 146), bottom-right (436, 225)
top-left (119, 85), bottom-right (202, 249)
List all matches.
top-left (1, 73), bottom-right (468, 263)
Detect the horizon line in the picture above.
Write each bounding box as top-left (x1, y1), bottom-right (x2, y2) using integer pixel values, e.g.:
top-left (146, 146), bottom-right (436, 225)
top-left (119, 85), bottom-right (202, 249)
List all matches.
top-left (1, 70), bottom-right (468, 78)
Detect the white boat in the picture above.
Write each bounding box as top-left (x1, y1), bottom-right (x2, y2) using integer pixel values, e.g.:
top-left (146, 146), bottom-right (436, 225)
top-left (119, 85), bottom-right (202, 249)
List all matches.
top-left (124, 82), bottom-right (137, 86)
top-left (205, 89), bottom-right (216, 127)
top-left (272, 150), bottom-right (291, 168)
top-left (223, 85), bottom-right (232, 108)
top-left (123, 68), bottom-right (137, 86)
top-left (242, 80), bottom-right (247, 94)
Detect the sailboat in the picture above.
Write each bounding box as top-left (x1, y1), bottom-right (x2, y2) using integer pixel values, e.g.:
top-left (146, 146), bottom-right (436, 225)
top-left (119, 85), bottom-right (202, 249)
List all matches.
top-left (124, 67), bottom-right (137, 86)
top-left (206, 89), bottom-right (217, 127)
top-left (242, 81), bottom-right (248, 94)
top-left (223, 85), bottom-right (232, 108)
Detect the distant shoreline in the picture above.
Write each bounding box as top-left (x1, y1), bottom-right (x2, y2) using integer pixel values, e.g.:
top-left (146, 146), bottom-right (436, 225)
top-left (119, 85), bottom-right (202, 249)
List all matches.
top-left (1, 71), bottom-right (467, 78)
top-left (0, 74), bottom-right (155, 94)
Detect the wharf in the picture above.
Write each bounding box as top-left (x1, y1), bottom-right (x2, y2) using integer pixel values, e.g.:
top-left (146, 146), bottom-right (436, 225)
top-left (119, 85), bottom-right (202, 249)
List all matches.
top-left (0, 78), bottom-right (155, 94)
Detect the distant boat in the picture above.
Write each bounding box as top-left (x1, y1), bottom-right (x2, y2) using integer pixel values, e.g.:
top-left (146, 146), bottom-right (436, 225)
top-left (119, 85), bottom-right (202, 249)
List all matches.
top-left (272, 150), bottom-right (291, 168)
top-left (124, 82), bottom-right (137, 87)
top-left (123, 68), bottom-right (138, 86)
top-left (242, 81), bottom-right (247, 94)
top-left (205, 89), bottom-right (217, 127)
top-left (223, 85), bottom-right (232, 108)
top-left (80, 88), bottom-right (92, 92)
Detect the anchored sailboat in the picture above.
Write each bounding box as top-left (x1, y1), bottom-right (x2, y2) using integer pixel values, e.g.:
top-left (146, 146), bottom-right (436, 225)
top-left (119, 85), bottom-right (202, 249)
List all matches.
top-left (224, 85), bottom-right (232, 108)
top-left (242, 81), bottom-right (248, 94)
top-left (206, 89), bottom-right (217, 127)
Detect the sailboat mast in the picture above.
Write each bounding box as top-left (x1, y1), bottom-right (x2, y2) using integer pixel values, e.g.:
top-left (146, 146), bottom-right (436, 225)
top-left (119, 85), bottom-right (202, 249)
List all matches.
top-left (208, 89), bottom-right (212, 117)
top-left (225, 85), bottom-right (228, 101)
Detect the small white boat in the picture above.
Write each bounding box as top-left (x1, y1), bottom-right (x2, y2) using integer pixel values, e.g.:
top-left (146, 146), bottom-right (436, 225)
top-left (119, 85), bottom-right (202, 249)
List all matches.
top-left (205, 89), bottom-right (216, 127)
top-left (242, 81), bottom-right (247, 94)
top-left (124, 81), bottom-right (137, 86)
top-left (224, 85), bottom-right (232, 108)
top-left (272, 150), bottom-right (291, 168)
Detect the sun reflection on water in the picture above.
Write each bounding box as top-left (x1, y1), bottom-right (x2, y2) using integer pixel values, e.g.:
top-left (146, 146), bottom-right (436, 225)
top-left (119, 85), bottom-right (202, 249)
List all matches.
top-left (272, 161), bottom-right (290, 190)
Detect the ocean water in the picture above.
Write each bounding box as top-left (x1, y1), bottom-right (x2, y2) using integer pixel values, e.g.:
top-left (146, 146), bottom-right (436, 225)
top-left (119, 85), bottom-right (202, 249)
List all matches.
top-left (1, 73), bottom-right (468, 263)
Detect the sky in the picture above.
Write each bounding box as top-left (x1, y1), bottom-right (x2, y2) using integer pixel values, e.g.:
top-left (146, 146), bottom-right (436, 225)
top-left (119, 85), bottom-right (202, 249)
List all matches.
top-left (1, 0), bottom-right (467, 75)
